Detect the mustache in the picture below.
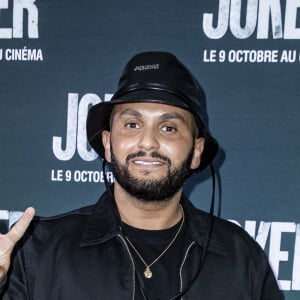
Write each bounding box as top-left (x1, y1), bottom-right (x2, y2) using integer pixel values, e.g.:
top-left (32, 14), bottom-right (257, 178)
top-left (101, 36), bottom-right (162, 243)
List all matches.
top-left (126, 151), bottom-right (171, 166)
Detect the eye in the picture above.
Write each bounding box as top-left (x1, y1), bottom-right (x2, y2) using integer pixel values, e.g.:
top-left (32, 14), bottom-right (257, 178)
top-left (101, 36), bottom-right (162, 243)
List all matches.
top-left (125, 122), bottom-right (140, 129)
top-left (161, 125), bottom-right (177, 133)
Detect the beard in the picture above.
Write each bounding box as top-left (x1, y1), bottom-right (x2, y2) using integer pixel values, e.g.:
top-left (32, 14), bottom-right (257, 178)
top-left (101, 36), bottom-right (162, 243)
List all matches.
top-left (110, 145), bottom-right (194, 202)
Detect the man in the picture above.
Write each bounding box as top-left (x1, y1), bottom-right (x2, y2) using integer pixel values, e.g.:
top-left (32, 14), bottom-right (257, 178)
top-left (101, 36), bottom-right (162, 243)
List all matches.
top-left (0, 52), bottom-right (282, 299)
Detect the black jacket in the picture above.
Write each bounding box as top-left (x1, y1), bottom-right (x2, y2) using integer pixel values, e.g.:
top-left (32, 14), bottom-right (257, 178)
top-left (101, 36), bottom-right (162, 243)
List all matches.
top-left (1, 192), bottom-right (283, 299)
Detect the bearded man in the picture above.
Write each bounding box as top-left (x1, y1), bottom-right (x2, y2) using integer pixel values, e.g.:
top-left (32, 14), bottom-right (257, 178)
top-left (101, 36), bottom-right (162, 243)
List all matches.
top-left (0, 52), bottom-right (282, 299)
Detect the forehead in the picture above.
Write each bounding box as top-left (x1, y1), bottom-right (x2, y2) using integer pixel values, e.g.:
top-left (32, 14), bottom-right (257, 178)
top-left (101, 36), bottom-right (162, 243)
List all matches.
top-left (111, 102), bottom-right (195, 123)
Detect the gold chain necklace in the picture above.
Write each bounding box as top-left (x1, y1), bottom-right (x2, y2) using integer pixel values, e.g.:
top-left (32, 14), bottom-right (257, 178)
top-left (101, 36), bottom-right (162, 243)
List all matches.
top-left (124, 205), bottom-right (185, 279)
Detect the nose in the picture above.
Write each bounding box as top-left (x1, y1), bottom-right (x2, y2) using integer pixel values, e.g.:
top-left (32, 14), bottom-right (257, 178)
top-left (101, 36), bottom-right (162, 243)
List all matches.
top-left (137, 127), bottom-right (159, 151)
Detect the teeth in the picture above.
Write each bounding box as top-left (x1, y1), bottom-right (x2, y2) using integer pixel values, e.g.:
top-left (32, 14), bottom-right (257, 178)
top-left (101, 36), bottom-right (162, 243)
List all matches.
top-left (134, 160), bottom-right (161, 165)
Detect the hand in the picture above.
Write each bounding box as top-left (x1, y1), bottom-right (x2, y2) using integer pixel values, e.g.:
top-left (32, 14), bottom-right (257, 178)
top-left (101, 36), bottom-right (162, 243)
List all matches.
top-left (0, 207), bottom-right (35, 282)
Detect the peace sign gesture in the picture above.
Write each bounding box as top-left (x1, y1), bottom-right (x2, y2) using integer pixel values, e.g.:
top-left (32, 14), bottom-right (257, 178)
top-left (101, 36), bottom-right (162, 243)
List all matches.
top-left (0, 207), bottom-right (35, 281)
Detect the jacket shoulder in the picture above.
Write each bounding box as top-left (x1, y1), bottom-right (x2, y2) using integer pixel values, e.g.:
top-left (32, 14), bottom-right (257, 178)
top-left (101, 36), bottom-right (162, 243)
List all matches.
top-left (187, 199), bottom-right (266, 258)
top-left (213, 216), bottom-right (263, 253)
top-left (24, 203), bottom-right (96, 243)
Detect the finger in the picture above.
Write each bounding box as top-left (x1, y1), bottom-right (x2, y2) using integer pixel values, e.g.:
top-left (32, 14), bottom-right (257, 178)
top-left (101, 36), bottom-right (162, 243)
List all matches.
top-left (6, 207), bottom-right (35, 244)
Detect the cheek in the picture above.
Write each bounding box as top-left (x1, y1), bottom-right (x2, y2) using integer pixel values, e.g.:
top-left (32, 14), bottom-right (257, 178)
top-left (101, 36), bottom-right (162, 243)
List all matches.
top-left (110, 133), bottom-right (137, 159)
top-left (161, 140), bottom-right (191, 162)
top-left (165, 137), bottom-right (200, 168)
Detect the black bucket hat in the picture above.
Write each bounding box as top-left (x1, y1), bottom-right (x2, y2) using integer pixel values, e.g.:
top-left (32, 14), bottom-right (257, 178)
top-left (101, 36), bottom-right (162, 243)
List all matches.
top-left (87, 51), bottom-right (218, 172)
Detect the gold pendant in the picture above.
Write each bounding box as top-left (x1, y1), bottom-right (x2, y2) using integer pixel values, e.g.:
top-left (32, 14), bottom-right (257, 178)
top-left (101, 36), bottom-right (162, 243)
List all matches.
top-left (144, 266), bottom-right (152, 278)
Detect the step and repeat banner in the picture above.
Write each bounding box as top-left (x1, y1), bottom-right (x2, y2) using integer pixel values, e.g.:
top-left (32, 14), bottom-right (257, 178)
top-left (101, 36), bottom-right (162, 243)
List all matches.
top-left (0, 0), bottom-right (299, 298)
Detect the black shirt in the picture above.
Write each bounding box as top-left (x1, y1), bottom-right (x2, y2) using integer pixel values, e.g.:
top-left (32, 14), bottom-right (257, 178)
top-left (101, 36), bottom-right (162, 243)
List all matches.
top-left (122, 219), bottom-right (187, 300)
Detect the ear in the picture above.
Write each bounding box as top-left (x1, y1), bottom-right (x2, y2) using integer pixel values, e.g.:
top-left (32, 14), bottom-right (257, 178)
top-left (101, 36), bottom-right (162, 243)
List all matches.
top-left (101, 130), bottom-right (112, 162)
top-left (190, 137), bottom-right (205, 170)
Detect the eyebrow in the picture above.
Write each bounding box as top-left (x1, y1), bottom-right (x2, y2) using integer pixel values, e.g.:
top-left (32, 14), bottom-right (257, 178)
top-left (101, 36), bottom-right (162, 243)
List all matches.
top-left (160, 112), bottom-right (189, 127)
top-left (119, 108), bottom-right (142, 118)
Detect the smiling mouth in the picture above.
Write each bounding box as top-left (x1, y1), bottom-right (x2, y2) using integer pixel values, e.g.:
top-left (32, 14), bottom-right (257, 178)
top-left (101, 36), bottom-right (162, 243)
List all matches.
top-left (133, 160), bottom-right (163, 166)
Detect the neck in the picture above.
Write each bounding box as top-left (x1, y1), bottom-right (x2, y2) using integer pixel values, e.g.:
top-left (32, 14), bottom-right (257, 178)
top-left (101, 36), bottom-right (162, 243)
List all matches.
top-left (113, 182), bottom-right (183, 230)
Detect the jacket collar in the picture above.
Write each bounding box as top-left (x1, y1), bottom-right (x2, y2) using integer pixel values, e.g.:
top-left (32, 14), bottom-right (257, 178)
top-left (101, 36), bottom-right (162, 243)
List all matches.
top-left (80, 191), bottom-right (227, 256)
top-left (80, 191), bottom-right (121, 247)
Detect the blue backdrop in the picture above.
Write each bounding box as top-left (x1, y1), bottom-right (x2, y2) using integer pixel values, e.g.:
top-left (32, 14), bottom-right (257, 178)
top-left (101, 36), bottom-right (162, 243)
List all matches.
top-left (0, 1), bottom-right (299, 298)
